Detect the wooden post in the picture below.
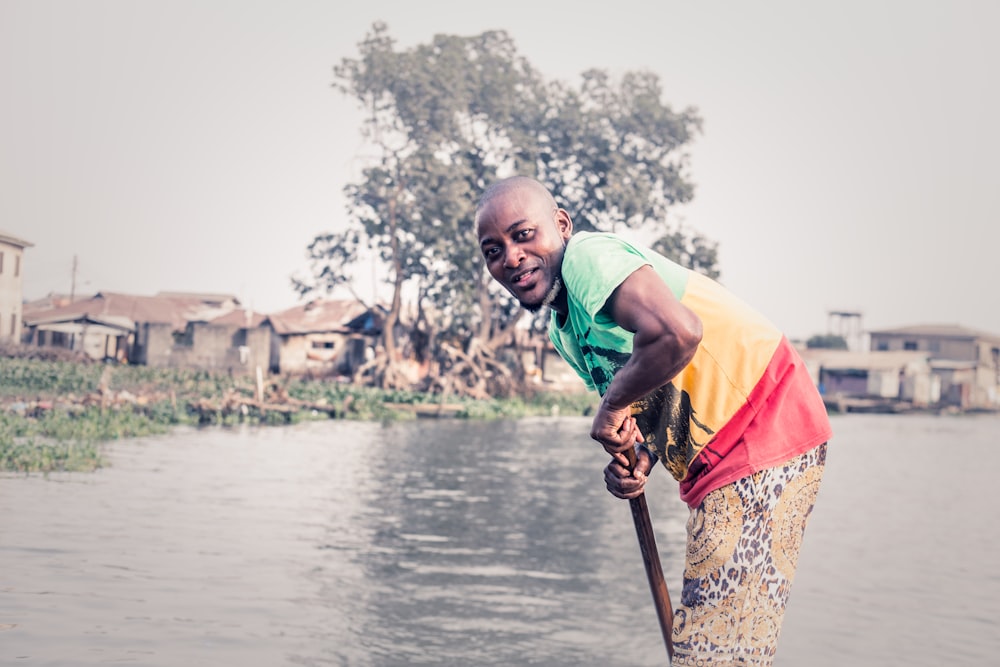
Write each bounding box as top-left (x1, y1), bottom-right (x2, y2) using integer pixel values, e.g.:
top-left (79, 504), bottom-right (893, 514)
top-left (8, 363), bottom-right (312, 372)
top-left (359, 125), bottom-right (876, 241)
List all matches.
top-left (624, 446), bottom-right (675, 660)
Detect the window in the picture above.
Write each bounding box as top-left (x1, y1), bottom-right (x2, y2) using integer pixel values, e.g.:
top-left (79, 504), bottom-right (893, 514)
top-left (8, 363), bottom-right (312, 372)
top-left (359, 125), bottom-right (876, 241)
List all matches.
top-left (903, 341), bottom-right (918, 351)
top-left (9, 314), bottom-right (15, 337)
top-left (876, 341), bottom-right (889, 351)
top-left (14, 254), bottom-right (19, 277)
top-left (0, 251), bottom-right (4, 274)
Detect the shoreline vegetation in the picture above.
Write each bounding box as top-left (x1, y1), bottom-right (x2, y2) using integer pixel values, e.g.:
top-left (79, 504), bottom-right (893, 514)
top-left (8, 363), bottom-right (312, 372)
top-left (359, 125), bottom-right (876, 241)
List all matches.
top-left (0, 353), bottom-right (598, 475)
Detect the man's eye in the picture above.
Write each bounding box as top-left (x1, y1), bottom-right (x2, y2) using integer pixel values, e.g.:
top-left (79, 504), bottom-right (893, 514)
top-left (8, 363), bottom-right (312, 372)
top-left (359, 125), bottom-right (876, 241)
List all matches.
top-left (484, 247), bottom-right (499, 258)
top-left (515, 229), bottom-right (532, 240)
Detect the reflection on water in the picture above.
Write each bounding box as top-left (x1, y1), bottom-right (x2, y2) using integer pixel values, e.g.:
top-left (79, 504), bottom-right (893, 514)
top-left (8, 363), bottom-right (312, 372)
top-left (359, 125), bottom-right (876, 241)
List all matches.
top-left (2, 414), bottom-right (998, 666)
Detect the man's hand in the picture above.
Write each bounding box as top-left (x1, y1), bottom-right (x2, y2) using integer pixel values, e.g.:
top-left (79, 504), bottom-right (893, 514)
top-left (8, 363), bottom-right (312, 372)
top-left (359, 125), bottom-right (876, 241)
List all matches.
top-left (590, 399), bottom-right (643, 456)
top-left (605, 446), bottom-right (656, 499)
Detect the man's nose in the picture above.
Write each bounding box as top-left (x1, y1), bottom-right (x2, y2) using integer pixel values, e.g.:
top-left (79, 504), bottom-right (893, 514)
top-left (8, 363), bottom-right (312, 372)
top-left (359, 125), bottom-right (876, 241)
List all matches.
top-left (503, 244), bottom-right (525, 268)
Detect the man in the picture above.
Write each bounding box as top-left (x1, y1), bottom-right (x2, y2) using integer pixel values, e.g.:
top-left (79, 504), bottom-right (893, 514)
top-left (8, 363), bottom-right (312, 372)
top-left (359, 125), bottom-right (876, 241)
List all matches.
top-left (475, 176), bottom-right (832, 666)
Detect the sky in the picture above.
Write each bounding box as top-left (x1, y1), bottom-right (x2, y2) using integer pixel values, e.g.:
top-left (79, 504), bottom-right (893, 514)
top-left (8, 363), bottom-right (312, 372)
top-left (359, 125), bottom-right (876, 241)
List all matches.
top-left (1, 0), bottom-right (998, 341)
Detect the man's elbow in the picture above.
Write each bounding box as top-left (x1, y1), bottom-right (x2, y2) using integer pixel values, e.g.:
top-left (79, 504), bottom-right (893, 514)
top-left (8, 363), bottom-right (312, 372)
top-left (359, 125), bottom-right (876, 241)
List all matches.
top-left (676, 313), bottom-right (703, 364)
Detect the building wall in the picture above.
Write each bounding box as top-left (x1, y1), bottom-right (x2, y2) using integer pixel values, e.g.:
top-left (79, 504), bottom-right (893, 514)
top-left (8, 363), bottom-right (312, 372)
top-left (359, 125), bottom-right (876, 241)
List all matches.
top-left (977, 340), bottom-right (1000, 366)
top-left (866, 370), bottom-right (901, 398)
top-left (167, 322), bottom-right (228, 370)
top-left (820, 372), bottom-right (868, 397)
top-left (278, 335), bottom-right (310, 375)
top-left (973, 364), bottom-right (999, 409)
top-left (136, 322), bottom-right (175, 367)
top-left (871, 332), bottom-right (1000, 409)
top-left (72, 326), bottom-right (127, 360)
top-left (138, 321), bottom-right (271, 374)
top-left (936, 368), bottom-right (975, 408)
top-left (276, 332), bottom-right (373, 376)
top-left (0, 240), bottom-right (27, 341)
top-left (870, 333), bottom-right (977, 361)
top-left (901, 373), bottom-right (941, 406)
top-left (244, 327), bottom-right (272, 374)
top-left (22, 322), bottom-right (129, 360)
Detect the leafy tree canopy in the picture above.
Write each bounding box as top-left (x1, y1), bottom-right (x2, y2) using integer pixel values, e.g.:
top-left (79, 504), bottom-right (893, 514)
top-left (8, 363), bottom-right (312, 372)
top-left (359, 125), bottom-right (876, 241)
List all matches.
top-left (296, 22), bottom-right (713, 394)
top-left (806, 334), bottom-right (849, 350)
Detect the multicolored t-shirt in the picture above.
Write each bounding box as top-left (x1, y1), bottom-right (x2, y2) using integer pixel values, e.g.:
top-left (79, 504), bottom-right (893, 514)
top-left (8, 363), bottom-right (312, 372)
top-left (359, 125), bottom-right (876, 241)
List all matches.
top-left (549, 232), bottom-right (832, 508)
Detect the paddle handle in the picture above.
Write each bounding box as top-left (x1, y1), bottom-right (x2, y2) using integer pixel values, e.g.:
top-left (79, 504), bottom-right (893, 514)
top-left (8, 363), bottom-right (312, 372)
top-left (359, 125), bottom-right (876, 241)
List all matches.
top-left (625, 446), bottom-right (675, 660)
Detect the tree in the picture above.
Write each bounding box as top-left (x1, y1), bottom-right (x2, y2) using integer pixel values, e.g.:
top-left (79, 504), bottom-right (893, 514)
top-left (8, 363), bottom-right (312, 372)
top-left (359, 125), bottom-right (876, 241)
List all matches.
top-left (297, 22), bottom-right (711, 396)
top-left (652, 227), bottom-right (720, 280)
top-left (806, 334), bottom-right (849, 350)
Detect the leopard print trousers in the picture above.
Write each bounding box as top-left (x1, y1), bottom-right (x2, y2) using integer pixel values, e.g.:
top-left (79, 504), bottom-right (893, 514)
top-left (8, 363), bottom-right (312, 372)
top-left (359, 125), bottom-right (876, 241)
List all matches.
top-left (670, 443), bottom-right (827, 667)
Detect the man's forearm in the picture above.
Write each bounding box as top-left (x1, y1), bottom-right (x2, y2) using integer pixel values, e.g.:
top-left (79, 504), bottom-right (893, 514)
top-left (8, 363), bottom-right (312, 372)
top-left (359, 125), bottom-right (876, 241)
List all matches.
top-left (601, 330), bottom-right (699, 410)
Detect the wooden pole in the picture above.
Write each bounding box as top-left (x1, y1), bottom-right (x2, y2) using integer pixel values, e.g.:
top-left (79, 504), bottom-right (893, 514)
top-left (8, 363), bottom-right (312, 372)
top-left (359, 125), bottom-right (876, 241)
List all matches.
top-left (624, 446), bottom-right (675, 660)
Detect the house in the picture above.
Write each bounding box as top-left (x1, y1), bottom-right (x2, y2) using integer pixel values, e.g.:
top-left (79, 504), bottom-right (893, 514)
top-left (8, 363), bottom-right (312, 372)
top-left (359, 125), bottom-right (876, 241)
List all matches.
top-left (798, 348), bottom-right (939, 410)
top-left (137, 305), bottom-right (270, 373)
top-left (186, 307), bottom-right (272, 373)
top-left (0, 230), bottom-right (33, 342)
top-left (24, 311), bottom-right (135, 361)
top-left (22, 292), bottom-right (94, 313)
top-left (21, 291), bottom-right (386, 377)
top-left (869, 324), bottom-right (1000, 410)
top-left (265, 299), bottom-right (383, 375)
top-left (22, 291), bottom-right (248, 368)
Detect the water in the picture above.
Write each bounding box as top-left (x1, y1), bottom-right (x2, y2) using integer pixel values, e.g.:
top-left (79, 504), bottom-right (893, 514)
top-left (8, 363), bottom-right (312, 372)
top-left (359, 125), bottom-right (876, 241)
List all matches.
top-left (2, 413), bottom-right (998, 666)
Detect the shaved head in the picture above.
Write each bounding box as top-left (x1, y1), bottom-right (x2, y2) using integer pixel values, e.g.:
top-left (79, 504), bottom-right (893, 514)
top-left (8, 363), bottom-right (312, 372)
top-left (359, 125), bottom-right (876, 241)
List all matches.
top-left (475, 176), bottom-right (557, 223)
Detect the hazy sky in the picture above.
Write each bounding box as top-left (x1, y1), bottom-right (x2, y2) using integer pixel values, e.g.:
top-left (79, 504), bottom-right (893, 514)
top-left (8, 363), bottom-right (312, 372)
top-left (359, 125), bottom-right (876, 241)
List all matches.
top-left (2, 0), bottom-right (997, 340)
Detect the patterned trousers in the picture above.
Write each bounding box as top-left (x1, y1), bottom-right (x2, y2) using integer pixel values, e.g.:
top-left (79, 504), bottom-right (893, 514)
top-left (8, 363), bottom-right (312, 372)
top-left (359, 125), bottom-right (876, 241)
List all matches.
top-left (670, 443), bottom-right (828, 667)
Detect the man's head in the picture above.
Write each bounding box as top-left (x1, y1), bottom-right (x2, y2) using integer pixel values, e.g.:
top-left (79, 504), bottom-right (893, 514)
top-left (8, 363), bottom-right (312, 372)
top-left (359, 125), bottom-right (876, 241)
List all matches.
top-left (475, 176), bottom-right (573, 312)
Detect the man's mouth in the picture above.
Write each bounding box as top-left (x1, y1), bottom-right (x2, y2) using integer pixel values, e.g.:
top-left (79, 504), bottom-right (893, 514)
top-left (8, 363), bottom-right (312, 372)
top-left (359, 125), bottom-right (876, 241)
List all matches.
top-left (510, 268), bottom-right (538, 286)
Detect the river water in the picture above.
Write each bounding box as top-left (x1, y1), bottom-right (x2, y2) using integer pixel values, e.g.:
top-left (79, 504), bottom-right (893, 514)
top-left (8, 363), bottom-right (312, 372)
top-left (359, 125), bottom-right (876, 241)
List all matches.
top-left (2, 412), bottom-right (998, 666)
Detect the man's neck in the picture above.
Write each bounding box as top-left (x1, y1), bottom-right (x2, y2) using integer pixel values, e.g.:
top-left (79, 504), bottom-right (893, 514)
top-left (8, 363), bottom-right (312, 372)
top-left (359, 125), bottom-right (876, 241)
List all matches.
top-left (546, 277), bottom-right (568, 317)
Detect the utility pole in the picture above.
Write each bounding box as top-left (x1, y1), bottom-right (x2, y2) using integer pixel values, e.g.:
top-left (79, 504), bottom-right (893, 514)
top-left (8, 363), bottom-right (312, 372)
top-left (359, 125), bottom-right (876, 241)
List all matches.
top-left (70, 254), bottom-right (77, 301)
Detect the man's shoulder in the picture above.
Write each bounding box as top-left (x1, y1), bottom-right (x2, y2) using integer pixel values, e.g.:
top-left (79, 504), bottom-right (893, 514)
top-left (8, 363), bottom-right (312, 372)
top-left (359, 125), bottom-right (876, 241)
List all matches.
top-left (565, 232), bottom-right (638, 266)
top-left (567, 230), bottom-right (622, 249)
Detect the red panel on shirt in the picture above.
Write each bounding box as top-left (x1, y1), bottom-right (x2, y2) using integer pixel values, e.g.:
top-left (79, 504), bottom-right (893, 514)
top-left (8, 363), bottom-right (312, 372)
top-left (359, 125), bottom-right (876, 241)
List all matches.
top-left (678, 337), bottom-right (832, 508)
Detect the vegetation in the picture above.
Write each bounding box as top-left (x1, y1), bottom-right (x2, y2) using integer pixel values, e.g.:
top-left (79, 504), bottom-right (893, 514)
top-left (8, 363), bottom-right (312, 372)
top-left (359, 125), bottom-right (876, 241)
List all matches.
top-left (7, 26), bottom-right (719, 472)
top-left (806, 334), bottom-right (849, 350)
top-left (295, 23), bottom-right (715, 399)
top-left (0, 356), bottom-right (597, 474)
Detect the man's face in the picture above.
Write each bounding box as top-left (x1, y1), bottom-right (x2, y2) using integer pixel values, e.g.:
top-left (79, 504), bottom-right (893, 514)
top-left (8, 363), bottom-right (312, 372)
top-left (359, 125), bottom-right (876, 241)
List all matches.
top-left (476, 186), bottom-right (572, 312)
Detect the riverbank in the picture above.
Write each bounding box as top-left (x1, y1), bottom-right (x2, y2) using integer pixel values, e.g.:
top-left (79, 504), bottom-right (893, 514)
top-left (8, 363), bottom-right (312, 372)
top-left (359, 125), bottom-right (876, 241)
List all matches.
top-left (0, 356), bottom-right (598, 474)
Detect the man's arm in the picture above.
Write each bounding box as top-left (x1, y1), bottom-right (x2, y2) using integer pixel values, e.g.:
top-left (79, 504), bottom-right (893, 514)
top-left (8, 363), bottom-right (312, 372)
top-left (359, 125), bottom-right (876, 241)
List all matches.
top-left (590, 264), bottom-right (703, 457)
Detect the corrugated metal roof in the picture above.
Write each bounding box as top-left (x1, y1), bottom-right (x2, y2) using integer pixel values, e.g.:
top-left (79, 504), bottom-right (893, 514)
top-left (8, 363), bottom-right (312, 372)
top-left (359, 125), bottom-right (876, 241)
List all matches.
top-left (868, 323), bottom-right (1000, 341)
top-left (266, 299), bottom-right (371, 335)
top-left (155, 291), bottom-right (242, 306)
top-left (23, 292), bottom-right (238, 332)
top-left (29, 313), bottom-right (135, 330)
top-left (22, 293), bottom-right (96, 313)
top-left (799, 348), bottom-right (930, 371)
top-left (0, 230), bottom-right (33, 248)
top-left (208, 308), bottom-right (268, 328)
top-left (33, 316), bottom-right (135, 336)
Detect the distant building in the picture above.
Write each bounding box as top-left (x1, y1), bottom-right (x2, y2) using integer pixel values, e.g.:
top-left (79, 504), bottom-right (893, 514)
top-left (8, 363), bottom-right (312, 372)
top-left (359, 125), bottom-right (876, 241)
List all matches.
top-left (20, 290), bottom-right (389, 378)
top-left (265, 299), bottom-right (383, 376)
top-left (22, 291), bottom-right (248, 368)
top-left (869, 324), bottom-right (1000, 410)
top-left (0, 230), bottom-right (33, 342)
top-left (827, 309), bottom-right (866, 351)
top-left (799, 348), bottom-right (939, 411)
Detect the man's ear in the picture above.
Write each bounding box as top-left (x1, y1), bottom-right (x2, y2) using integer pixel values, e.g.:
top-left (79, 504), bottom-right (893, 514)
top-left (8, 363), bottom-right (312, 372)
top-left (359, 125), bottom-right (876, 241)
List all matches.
top-left (556, 208), bottom-right (573, 239)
